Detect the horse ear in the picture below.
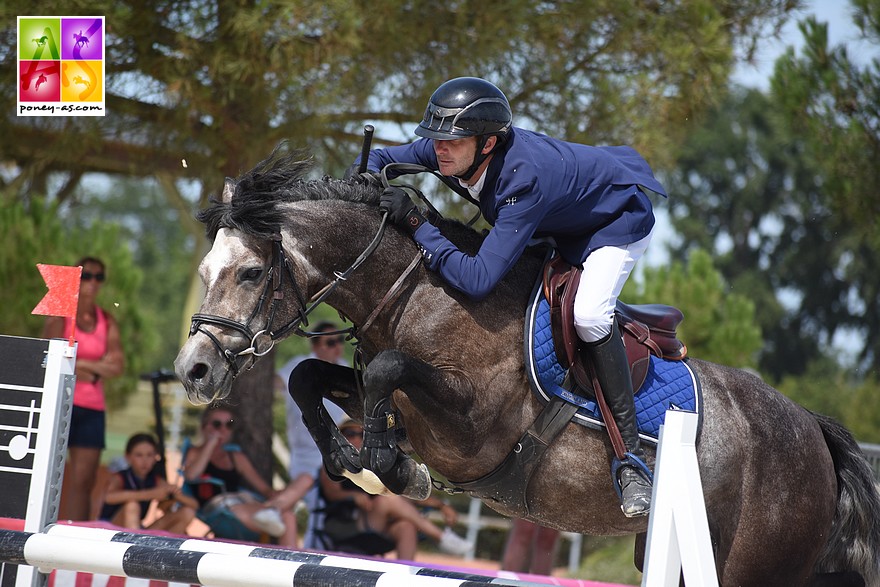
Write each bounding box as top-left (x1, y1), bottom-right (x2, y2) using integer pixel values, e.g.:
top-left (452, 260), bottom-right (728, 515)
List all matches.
top-left (221, 178), bottom-right (235, 203)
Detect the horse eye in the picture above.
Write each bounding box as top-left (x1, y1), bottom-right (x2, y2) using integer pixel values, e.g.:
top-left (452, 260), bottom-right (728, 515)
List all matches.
top-left (241, 267), bottom-right (263, 282)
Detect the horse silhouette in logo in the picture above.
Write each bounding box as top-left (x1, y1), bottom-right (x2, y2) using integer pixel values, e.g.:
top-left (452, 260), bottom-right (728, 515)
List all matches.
top-left (72, 31), bottom-right (89, 49)
top-left (73, 75), bottom-right (91, 90)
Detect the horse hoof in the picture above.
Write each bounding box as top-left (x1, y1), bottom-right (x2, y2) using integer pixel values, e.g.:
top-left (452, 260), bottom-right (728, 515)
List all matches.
top-left (401, 462), bottom-right (432, 501)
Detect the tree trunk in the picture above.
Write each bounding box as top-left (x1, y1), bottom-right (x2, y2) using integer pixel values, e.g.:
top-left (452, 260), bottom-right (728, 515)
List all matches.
top-left (226, 348), bottom-right (276, 485)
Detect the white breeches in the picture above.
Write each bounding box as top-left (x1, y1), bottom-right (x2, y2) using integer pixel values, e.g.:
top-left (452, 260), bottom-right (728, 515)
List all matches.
top-left (573, 229), bottom-right (653, 343)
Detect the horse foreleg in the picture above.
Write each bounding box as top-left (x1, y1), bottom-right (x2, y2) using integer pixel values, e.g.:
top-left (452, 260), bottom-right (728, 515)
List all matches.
top-left (287, 359), bottom-right (364, 479)
top-left (360, 350), bottom-right (434, 500)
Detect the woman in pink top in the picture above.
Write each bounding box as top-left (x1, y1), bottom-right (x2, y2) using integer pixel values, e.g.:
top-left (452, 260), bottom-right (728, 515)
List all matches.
top-left (43, 257), bottom-right (125, 521)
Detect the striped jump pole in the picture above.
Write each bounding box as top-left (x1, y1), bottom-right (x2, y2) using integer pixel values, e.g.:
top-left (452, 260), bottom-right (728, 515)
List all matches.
top-left (0, 528), bottom-right (543, 587)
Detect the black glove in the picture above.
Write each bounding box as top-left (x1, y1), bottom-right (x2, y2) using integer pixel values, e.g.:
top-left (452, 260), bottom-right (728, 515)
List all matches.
top-left (379, 187), bottom-right (427, 234)
top-left (344, 163), bottom-right (383, 187)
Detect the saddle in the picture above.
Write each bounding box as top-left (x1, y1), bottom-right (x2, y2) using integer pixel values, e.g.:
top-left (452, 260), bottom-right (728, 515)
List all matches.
top-left (543, 255), bottom-right (687, 396)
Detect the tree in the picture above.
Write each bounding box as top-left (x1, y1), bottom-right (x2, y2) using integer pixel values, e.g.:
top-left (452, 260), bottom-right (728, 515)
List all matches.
top-left (661, 1), bottom-right (880, 380)
top-left (1, 0), bottom-right (802, 481)
top-left (625, 248), bottom-right (762, 368)
top-left (770, 1), bottom-right (880, 373)
top-left (0, 196), bottom-right (155, 408)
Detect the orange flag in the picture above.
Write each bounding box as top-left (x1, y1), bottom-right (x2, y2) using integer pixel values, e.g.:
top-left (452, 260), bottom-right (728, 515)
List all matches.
top-left (32, 264), bottom-right (81, 346)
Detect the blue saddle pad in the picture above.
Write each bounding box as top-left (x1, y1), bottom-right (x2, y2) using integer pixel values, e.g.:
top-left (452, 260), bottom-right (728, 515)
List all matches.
top-left (523, 281), bottom-right (702, 445)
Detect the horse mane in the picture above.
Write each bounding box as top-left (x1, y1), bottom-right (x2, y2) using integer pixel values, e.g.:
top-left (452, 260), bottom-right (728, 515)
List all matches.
top-left (197, 142), bottom-right (380, 239)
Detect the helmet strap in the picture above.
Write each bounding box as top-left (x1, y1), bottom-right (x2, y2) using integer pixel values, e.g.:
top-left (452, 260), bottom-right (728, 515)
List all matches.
top-left (455, 135), bottom-right (492, 183)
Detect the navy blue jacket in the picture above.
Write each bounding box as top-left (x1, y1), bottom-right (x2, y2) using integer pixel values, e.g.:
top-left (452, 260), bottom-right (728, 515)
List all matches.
top-left (367, 127), bottom-right (667, 300)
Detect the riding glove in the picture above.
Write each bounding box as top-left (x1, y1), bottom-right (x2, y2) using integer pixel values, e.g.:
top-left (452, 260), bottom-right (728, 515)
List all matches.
top-left (343, 164), bottom-right (383, 188)
top-left (379, 186), bottom-right (427, 235)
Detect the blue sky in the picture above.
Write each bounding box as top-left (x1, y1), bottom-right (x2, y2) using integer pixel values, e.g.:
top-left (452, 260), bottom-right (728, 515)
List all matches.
top-left (733, 0), bottom-right (876, 89)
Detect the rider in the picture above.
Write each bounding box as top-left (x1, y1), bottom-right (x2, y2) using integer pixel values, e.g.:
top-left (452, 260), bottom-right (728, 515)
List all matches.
top-left (351, 77), bottom-right (667, 517)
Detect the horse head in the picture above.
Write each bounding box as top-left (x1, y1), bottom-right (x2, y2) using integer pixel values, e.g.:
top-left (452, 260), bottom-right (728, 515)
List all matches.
top-left (174, 144), bottom-right (387, 404)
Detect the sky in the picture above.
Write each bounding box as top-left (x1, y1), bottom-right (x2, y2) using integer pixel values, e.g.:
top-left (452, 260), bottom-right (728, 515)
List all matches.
top-left (732, 0), bottom-right (875, 89)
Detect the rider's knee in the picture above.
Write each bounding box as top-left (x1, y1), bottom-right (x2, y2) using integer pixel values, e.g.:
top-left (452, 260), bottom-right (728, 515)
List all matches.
top-left (573, 313), bottom-right (612, 343)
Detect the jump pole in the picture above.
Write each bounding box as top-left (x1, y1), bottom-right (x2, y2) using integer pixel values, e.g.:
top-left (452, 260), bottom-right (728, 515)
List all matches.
top-left (0, 528), bottom-right (543, 587)
top-left (41, 523), bottom-right (540, 584)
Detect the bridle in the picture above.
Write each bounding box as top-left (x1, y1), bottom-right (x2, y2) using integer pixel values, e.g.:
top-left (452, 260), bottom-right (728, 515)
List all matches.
top-left (187, 208), bottom-right (395, 379)
top-left (187, 234), bottom-right (311, 378)
top-left (186, 162), bottom-right (476, 381)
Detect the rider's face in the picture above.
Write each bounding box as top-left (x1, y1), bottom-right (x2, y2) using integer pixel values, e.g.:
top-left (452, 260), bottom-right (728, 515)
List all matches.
top-left (432, 137), bottom-right (479, 178)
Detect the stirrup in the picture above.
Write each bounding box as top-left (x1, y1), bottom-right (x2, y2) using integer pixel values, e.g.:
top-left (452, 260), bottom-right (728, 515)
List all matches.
top-left (610, 452), bottom-right (653, 500)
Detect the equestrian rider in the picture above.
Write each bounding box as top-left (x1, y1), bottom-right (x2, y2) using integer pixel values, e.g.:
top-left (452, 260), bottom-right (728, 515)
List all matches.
top-left (352, 77), bottom-right (667, 517)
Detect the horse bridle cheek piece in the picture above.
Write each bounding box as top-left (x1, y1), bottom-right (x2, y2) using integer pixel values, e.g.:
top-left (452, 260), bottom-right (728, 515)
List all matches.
top-left (187, 234), bottom-right (310, 378)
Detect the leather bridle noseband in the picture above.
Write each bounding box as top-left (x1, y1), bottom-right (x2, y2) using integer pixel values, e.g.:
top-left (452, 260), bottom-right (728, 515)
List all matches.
top-left (188, 234), bottom-right (310, 378)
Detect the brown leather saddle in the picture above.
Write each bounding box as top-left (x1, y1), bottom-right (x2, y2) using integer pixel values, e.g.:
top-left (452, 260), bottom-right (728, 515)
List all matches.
top-left (543, 255), bottom-right (688, 397)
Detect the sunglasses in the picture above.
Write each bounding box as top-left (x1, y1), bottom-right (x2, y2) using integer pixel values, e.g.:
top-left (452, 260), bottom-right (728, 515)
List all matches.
top-left (82, 272), bottom-right (106, 282)
top-left (321, 336), bottom-right (344, 348)
top-left (341, 428), bottom-right (363, 438)
top-left (209, 419), bottom-right (234, 430)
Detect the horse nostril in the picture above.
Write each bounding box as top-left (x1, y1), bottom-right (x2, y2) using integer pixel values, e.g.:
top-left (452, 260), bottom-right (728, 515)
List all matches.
top-left (188, 363), bottom-right (209, 381)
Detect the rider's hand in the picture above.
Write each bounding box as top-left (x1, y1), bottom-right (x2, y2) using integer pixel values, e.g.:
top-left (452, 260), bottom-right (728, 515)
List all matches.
top-left (343, 164), bottom-right (382, 188)
top-left (379, 187), bottom-right (427, 234)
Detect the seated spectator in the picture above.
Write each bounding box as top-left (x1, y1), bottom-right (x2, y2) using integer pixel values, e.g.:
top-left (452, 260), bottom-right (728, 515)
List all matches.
top-left (98, 433), bottom-right (197, 534)
top-left (276, 320), bottom-right (350, 534)
top-left (183, 405), bottom-right (309, 546)
top-left (306, 419), bottom-right (472, 560)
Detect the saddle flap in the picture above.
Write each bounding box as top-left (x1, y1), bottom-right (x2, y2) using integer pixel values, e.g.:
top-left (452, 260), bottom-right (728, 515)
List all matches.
top-left (545, 256), bottom-right (579, 369)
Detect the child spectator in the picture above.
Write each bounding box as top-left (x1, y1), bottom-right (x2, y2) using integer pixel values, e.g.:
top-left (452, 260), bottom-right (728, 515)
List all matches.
top-left (98, 433), bottom-right (196, 534)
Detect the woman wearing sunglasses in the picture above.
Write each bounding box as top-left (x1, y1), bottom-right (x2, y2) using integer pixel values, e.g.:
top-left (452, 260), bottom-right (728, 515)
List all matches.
top-left (183, 405), bottom-right (306, 545)
top-left (43, 256), bottom-right (125, 522)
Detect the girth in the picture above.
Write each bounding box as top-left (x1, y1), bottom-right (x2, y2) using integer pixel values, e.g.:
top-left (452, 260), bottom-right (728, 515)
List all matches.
top-left (448, 396), bottom-right (578, 517)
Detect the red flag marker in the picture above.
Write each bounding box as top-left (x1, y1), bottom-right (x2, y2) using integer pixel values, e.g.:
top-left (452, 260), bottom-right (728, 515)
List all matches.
top-left (32, 264), bottom-right (82, 346)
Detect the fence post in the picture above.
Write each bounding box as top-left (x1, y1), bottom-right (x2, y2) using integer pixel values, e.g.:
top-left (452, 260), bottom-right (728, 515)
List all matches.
top-left (0, 335), bottom-right (76, 587)
top-left (641, 409), bottom-right (718, 587)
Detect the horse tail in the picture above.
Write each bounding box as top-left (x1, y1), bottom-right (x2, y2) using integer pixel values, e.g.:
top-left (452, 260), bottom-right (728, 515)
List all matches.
top-left (813, 412), bottom-right (880, 586)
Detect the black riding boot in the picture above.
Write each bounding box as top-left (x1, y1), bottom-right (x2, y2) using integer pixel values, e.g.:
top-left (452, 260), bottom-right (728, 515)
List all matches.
top-left (583, 320), bottom-right (653, 517)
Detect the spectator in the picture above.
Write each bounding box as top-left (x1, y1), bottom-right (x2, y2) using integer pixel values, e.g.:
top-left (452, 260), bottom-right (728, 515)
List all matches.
top-left (501, 518), bottom-right (561, 576)
top-left (43, 256), bottom-right (125, 521)
top-left (183, 405), bottom-right (307, 546)
top-left (98, 433), bottom-right (197, 534)
top-left (276, 320), bottom-right (348, 485)
top-left (308, 419), bottom-right (471, 560)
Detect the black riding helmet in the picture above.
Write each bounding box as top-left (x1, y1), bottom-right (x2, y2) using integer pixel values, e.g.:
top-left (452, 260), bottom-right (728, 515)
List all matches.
top-left (415, 77), bottom-right (512, 181)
